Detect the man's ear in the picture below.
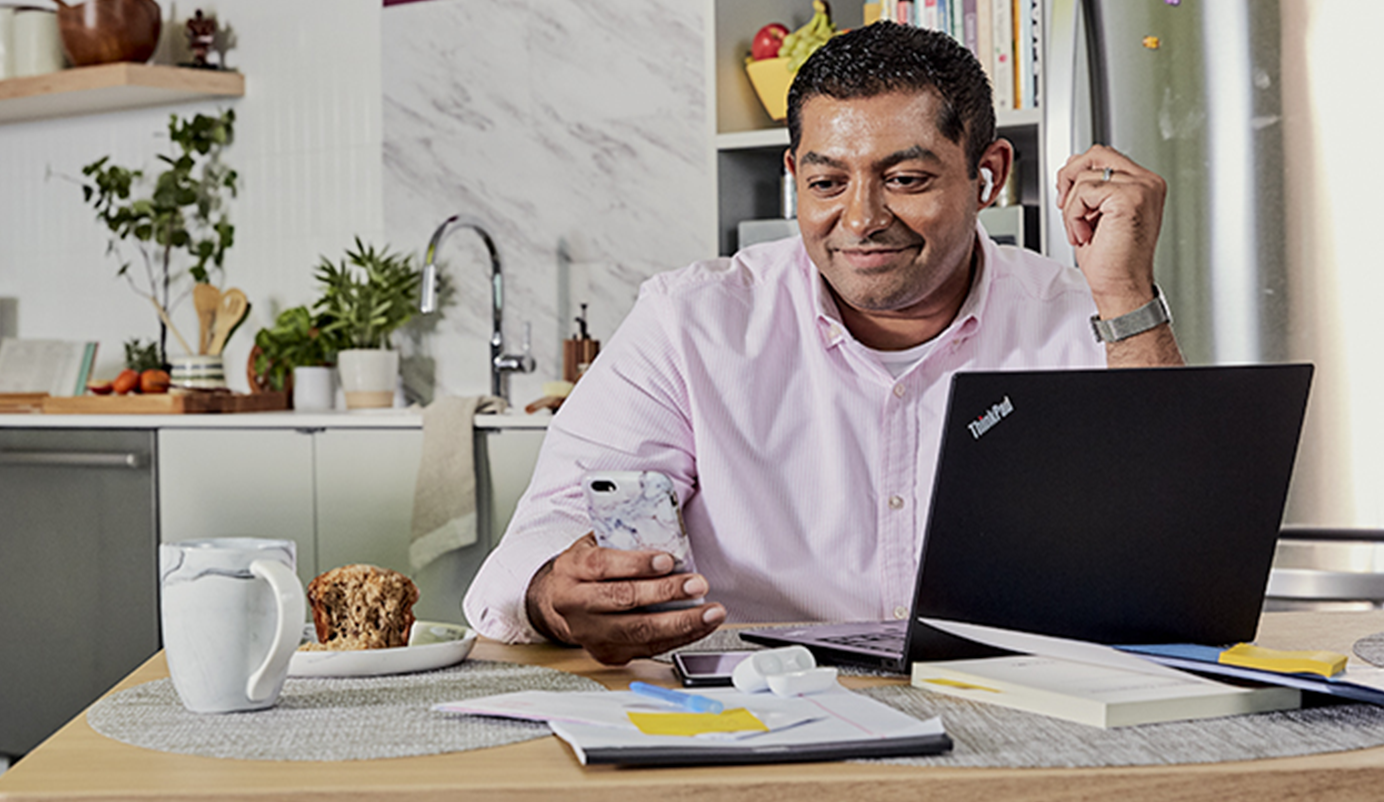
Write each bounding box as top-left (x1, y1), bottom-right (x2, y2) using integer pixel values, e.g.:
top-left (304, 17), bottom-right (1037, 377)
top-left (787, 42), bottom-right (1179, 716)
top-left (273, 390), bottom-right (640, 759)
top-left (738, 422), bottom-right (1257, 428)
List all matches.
top-left (784, 148), bottom-right (796, 178)
top-left (977, 140), bottom-right (1015, 210)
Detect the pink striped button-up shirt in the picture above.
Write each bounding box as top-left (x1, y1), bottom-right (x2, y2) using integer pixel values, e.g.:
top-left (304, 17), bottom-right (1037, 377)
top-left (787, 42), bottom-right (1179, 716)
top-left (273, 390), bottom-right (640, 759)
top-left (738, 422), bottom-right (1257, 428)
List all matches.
top-left (464, 226), bottom-right (1105, 643)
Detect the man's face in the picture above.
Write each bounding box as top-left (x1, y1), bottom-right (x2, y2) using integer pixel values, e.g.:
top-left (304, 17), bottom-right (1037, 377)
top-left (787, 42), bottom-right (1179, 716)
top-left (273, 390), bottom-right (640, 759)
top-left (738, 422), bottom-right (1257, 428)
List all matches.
top-left (789, 90), bottom-right (980, 322)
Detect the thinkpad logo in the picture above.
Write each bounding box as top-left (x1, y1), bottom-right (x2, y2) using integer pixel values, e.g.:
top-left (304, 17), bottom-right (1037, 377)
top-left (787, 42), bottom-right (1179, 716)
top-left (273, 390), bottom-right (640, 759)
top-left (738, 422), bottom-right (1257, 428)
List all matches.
top-left (967, 395), bottom-right (1014, 440)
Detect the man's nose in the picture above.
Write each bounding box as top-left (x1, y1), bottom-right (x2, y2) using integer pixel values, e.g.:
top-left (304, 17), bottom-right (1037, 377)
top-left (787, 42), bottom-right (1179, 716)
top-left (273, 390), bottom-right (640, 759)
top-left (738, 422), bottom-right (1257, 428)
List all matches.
top-left (842, 181), bottom-right (891, 239)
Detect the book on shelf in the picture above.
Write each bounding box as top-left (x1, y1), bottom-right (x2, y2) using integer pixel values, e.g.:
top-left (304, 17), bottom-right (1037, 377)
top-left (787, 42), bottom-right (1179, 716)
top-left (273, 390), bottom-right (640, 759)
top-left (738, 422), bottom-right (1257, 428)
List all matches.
top-left (0, 338), bottom-right (97, 397)
top-left (912, 653), bottom-right (1301, 729)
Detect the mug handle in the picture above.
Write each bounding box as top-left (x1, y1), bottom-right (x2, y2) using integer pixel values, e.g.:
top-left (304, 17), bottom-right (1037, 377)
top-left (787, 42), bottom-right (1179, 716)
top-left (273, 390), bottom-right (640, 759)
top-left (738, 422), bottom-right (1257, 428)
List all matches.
top-left (245, 559), bottom-right (307, 704)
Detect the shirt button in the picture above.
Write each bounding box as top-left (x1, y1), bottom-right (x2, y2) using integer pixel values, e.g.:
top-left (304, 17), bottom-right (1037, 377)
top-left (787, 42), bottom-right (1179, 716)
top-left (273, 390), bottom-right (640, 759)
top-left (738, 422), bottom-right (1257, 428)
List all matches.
top-left (893, 384), bottom-right (906, 398)
top-left (893, 606), bottom-right (909, 620)
top-left (888, 495), bottom-right (904, 510)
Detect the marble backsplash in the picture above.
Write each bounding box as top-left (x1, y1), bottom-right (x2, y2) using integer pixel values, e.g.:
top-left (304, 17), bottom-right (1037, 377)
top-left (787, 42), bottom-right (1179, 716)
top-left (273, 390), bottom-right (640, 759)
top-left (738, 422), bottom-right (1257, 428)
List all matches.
top-left (382, 0), bottom-right (715, 408)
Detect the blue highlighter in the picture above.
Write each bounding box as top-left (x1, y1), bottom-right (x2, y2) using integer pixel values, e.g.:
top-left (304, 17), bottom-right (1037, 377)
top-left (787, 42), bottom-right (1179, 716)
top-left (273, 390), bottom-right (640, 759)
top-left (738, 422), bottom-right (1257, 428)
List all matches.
top-left (628, 681), bottom-right (725, 714)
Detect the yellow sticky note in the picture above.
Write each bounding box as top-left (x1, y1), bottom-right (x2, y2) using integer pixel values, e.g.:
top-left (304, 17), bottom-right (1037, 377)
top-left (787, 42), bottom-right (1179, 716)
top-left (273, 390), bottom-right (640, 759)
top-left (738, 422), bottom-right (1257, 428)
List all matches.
top-left (1218, 643), bottom-right (1347, 678)
top-left (918, 678), bottom-right (1002, 693)
top-left (626, 707), bottom-right (768, 737)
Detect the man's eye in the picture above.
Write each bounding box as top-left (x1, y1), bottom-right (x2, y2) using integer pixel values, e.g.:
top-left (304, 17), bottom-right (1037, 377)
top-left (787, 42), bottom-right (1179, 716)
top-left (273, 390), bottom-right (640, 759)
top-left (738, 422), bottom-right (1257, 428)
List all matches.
top-left (887, 174), bottom-right (929, 189)
top-left (807, 177), bottom-right (844, 193)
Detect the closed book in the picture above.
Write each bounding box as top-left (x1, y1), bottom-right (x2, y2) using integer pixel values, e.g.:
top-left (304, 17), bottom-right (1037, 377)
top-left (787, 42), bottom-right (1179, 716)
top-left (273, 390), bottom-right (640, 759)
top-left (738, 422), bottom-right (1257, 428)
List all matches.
top-left (991, 0), bottom-right (1014, 111)
top-left (912, 654), bottom-right (1301, 729)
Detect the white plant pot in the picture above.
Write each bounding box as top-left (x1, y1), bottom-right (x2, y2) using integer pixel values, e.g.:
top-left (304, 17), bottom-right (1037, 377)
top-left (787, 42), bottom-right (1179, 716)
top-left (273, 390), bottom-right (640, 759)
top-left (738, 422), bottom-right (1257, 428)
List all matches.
top-left (337, 349), bottom-right (398, 409)
top-left (292, 366), bottom-right (336, 411)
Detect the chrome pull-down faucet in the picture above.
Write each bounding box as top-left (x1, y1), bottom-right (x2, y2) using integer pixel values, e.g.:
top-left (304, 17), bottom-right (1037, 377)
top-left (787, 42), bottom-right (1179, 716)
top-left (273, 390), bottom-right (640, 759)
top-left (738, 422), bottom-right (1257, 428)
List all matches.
top-left (422, 215), bottom-right (534, 403)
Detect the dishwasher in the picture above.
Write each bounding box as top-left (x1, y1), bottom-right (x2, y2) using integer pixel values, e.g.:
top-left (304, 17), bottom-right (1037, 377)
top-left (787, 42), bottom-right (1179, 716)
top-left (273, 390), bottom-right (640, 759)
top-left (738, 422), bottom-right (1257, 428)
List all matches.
top-left (0, 428), bottom-right (160, 759)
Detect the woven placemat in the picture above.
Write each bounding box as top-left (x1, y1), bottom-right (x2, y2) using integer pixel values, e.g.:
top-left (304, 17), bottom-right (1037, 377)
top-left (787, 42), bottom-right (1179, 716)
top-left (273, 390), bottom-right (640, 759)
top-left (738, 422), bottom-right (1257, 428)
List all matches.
top-left (86, 659), bottom-right (605, 761)
top-left (855, 685), bottom-right (1384, 768)
top-left (1354, 631), bottom-right (1384, 666)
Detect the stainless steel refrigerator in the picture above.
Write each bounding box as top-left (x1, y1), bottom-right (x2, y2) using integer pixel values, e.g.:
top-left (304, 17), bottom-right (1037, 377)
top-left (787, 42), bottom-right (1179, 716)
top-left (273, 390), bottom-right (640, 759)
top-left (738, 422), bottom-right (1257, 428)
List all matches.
top-left (1043, 0), bottom-right (1286, 367)
top-left (1042, 0), bottom-right (1384, 605)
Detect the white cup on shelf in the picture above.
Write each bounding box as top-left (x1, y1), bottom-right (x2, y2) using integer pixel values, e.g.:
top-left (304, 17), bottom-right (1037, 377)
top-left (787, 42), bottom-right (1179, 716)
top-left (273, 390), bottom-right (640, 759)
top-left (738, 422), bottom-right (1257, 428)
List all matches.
top-left (12, 9), bottom-right (63, 78)
top-left (0, 9), bottom-right (15, 81)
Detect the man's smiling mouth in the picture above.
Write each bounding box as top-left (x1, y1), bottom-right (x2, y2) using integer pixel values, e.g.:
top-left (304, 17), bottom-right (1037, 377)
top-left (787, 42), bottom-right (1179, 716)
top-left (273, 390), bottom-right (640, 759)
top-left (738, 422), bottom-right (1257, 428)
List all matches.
top-left (834, 244), bottom-right (922, 271)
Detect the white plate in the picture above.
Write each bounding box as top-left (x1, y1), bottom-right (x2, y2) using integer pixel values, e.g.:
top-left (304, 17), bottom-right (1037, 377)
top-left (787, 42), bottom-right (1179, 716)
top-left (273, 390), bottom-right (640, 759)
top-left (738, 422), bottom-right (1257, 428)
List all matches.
top-left (289, 621), bottom-right (477, 678)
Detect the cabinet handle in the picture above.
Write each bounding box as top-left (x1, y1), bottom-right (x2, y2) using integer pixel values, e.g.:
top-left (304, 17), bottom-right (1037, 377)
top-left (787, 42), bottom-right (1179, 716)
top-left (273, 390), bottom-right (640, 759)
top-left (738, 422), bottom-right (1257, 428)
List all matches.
top-left (0, 450), bottom-right (146, 469)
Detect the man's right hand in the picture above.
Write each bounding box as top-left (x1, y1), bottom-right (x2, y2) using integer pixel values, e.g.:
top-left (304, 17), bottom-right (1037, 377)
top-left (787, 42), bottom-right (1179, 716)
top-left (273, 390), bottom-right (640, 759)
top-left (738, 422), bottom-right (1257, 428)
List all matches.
top-left (524, 533), bottom-right (727, 665)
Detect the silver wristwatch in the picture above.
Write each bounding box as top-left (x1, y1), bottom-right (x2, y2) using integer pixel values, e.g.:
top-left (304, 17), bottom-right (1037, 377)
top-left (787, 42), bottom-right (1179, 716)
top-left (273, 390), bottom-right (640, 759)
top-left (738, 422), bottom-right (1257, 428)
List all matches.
top-left (1090, 285), bottom-right (1171, 343)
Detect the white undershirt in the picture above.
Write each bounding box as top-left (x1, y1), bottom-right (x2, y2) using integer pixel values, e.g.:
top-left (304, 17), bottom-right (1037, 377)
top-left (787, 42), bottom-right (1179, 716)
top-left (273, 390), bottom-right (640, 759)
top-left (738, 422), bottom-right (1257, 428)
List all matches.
top-left (871, 339), bottom-right (940, 379)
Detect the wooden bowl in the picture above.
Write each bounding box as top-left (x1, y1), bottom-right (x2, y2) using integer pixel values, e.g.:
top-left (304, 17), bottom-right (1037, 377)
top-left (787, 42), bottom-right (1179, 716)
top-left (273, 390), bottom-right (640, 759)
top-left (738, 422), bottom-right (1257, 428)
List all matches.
top-left (55, 0), bottom-right (162, 67)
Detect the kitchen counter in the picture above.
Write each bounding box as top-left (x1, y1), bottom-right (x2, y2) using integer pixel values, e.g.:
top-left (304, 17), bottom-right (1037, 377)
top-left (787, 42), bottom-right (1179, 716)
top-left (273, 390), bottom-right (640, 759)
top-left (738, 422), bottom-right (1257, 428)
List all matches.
top-left (0, 409), bottom-right (552, 429)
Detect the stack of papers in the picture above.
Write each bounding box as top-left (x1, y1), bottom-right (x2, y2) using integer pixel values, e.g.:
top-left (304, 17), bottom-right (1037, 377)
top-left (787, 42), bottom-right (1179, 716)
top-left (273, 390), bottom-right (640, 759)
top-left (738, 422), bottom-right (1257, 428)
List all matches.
top-left (436, 687), bottom-right (951, 766)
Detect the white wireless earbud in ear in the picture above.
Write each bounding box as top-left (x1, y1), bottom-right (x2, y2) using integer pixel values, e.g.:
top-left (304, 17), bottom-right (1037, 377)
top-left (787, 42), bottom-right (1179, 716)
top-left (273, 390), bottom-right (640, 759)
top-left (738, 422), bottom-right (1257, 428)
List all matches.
top-left (980, 167), bottom-right (995, 202)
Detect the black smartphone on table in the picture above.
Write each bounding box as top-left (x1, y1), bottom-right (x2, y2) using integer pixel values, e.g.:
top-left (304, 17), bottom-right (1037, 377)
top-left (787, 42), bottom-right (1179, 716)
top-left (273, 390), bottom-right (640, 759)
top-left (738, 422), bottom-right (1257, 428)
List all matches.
top-left (670, 651), bottom-right (757, 687)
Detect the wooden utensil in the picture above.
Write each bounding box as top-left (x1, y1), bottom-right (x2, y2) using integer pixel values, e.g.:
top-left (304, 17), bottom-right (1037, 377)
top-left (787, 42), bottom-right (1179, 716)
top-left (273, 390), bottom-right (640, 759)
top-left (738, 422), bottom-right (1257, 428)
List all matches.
top-left (208, 288), bottom-right (248, 356)
top-left (146, 295), bottom-right (195, 356)
top-left (193, 283), bottom-right (222, 355)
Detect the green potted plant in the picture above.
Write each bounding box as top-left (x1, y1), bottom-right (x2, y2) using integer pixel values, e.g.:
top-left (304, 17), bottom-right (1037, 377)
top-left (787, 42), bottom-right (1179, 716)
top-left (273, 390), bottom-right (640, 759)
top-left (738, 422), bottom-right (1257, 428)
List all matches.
top-left (79, 110), bottom-right (238, 365)
top-left (312, 238), bottom-right (422, 409)
top-left (252, 306), bottom-right (343, 410)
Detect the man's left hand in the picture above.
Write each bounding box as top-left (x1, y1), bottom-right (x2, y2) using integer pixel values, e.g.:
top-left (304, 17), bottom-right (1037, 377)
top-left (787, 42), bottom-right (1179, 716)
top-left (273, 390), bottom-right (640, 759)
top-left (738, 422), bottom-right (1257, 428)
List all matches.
top-left (1056, 144), bottom-right (1183, 366)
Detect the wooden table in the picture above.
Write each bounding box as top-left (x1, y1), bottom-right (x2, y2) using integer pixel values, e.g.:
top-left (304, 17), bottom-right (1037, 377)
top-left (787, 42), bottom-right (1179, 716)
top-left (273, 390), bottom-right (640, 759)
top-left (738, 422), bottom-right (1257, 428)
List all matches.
top-left (5, 611), bottom-right (1384, 801)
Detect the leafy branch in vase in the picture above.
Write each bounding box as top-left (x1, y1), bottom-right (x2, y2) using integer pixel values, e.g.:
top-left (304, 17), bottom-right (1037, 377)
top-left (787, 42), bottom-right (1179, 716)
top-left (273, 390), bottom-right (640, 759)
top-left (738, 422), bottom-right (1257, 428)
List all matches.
top-left (79, 109), bottom-right (238, 364)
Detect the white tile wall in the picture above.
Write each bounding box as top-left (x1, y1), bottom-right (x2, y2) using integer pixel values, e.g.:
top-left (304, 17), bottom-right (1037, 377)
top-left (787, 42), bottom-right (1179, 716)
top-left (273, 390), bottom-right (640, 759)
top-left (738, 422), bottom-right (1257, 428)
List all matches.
top-left (381, 0), bottom-right (714, 406)
top-left (0, 0), bottom-right (384, 386)
top-left (0, 0), bottom-right (714, 405)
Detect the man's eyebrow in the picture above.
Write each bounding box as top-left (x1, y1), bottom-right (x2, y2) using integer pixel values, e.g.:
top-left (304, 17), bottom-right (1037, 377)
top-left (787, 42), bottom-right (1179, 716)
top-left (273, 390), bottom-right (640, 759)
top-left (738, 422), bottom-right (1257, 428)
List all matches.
top-left (798, 151), bottom-right (846, 168)
top-left (877, 145), bottom-right (940, 169)
top-left (797, 145), bottom-right (942, 170)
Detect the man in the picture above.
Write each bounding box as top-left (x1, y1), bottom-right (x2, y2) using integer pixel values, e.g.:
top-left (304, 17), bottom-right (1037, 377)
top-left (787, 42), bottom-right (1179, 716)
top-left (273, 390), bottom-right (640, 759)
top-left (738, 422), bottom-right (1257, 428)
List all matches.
top-left (464, 22), bottom-right (1183, 664)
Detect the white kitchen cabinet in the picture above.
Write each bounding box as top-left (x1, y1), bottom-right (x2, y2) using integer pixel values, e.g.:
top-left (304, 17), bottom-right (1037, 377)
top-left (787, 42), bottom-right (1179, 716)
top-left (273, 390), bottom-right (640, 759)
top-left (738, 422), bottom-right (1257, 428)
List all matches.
top-left (159, 428), bottom-right (320, 586)
top-left (158, 422), bottom-right (547, 622)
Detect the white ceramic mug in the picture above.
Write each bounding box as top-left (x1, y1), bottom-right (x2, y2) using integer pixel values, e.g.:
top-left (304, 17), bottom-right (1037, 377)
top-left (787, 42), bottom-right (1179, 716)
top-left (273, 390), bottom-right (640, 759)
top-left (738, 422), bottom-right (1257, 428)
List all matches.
top-left (159, 538), bottom-right (305, 714)
top-left (12, 9), bottom-right (62, 77)
top-left (292, 365), bottom-right (336, 411)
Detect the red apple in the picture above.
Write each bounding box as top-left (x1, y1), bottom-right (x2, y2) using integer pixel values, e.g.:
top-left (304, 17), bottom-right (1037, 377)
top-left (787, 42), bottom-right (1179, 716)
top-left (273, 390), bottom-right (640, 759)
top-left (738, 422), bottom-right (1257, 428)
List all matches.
top-left (751, 22), bottom-right (789, 61)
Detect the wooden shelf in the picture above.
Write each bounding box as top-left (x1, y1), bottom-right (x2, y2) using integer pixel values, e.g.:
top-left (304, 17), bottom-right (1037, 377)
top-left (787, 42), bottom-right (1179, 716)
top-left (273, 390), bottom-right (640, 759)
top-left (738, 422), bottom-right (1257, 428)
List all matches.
top-left (0, 63), bottom-right (244, 124)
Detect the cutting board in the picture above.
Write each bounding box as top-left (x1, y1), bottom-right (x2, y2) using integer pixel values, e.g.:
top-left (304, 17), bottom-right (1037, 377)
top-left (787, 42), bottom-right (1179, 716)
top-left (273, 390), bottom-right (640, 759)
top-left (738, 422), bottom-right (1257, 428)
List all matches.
top-left (42, 391), bottom-right (290, 415)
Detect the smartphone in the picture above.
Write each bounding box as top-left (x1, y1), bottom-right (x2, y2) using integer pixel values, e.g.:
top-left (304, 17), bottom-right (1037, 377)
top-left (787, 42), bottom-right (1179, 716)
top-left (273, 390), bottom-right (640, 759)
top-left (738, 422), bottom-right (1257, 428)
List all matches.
top-left (671, 651), bottom-right (756, 687)
top-left (581, 470), bottom-right (692, 572)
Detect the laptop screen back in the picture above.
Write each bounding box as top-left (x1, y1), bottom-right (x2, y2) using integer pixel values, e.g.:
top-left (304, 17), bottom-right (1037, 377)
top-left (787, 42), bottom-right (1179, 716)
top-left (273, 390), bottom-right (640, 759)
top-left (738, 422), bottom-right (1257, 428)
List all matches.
top-left (907, 364), bottom-right (1313, 657)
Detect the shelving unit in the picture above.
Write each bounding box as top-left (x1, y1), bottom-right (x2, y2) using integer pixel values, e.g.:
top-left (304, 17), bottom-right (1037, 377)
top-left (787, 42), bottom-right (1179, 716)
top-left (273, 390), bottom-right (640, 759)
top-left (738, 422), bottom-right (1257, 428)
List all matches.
top-left (707, 0), bottom-right (1046, 256)
top-left (0, 63), bottom-right (244, 125)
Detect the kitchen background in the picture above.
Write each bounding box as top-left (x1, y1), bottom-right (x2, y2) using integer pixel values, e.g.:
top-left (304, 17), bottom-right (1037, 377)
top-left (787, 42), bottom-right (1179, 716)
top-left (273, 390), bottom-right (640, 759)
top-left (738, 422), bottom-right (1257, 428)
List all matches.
top-left (0, 0), bottom-right (1380, 529)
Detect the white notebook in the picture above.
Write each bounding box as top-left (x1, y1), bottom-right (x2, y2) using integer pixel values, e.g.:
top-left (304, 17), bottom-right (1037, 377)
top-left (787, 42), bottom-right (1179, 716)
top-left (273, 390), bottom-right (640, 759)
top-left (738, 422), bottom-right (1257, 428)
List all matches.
top-left (912, 654), bottom-right (1301, 729)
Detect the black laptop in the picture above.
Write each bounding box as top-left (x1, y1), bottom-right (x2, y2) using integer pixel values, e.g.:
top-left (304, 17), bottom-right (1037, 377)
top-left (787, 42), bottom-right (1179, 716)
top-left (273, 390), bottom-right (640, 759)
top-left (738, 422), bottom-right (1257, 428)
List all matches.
top-left (741, 364), bottom-right (1314, 672)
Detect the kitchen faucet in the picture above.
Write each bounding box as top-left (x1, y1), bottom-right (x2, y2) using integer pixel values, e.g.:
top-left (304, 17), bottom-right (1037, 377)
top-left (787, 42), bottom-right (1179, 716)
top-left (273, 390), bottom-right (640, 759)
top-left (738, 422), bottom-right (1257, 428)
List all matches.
top-left (422, 215), bottom-right (535, 403)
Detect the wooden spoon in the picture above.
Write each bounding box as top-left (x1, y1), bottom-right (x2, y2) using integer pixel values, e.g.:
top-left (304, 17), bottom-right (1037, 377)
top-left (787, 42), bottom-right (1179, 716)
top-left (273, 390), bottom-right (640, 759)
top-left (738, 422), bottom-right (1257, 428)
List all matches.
top-left (208, 288), bottom-right (248, 356)
top-left (193, 283), bottom-right (222, 355)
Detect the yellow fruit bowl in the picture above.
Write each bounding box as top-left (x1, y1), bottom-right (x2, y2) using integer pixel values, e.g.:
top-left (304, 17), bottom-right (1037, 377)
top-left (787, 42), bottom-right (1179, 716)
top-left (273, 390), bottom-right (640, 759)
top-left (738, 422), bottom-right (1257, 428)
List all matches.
top-left (745, 56), bottom-right (793, 122)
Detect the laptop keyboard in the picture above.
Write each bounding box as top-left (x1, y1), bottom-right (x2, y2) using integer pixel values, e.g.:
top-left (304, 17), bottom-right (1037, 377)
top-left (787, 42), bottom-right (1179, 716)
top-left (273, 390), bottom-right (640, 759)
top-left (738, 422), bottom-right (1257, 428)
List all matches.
top-left (817, 621), bottom-right (907, 654)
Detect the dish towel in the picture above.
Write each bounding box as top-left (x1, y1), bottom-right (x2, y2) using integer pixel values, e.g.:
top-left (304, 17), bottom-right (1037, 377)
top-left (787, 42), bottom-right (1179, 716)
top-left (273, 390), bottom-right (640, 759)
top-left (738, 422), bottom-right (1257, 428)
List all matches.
top-left (410, 394), bottom-right (508, 572)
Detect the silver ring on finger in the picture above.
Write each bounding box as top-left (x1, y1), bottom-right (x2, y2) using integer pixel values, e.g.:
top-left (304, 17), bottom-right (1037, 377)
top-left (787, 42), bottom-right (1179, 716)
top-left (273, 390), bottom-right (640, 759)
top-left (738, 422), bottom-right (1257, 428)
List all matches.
top-left (1101, 166), bottom-right (1114, 182)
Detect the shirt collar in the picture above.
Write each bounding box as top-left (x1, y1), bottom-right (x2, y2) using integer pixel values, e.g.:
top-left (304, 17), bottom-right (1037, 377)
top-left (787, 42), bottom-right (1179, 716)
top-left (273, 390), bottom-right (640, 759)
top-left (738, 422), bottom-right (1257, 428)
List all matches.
top-left (807, 221), bottom-right (995, 350)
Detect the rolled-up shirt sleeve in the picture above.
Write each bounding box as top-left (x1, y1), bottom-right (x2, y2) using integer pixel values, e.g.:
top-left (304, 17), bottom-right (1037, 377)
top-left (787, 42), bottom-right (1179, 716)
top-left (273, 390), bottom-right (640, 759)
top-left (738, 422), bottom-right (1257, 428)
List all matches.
top-left (462, 280), bottom-right (698, 643)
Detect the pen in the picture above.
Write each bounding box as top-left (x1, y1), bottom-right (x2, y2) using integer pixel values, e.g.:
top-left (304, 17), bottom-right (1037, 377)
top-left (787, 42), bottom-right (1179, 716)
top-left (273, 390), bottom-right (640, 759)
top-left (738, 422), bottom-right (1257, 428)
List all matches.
top-left (628, 681), bottom-right (725, 714)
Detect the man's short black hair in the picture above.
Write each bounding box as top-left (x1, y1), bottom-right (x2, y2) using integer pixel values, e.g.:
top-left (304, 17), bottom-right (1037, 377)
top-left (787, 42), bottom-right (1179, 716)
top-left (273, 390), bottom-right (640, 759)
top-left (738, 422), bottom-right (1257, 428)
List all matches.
top-left (787, 21), bottom-right (996, 178)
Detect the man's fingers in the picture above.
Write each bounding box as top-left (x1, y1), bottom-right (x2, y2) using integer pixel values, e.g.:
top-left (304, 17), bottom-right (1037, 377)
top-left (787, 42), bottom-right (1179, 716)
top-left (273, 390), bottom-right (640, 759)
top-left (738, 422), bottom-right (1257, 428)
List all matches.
top-left (580, 604), bottom-right (727, 665)
top-left (558, 572), bottom-right (710, 615)
top-left (561, 534), bottom-right (678, 583)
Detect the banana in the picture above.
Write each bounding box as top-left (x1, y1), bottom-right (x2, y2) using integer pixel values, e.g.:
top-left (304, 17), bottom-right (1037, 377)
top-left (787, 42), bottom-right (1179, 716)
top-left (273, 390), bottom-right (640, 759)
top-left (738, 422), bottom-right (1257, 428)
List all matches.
top-left (780, 0), bottom-right (837, 73)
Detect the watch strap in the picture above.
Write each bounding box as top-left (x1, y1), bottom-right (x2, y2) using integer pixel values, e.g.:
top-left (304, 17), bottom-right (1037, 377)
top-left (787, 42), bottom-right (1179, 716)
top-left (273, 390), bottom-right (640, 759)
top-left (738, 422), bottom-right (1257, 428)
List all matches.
top-left (1090, 286), bottom-right (1171, 343)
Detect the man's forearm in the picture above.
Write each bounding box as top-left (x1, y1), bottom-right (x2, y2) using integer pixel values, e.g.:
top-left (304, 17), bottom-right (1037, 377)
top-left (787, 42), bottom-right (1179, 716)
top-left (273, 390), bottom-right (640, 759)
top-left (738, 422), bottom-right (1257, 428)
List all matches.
top-left (1105, 322), bottom-right (1184, 368)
